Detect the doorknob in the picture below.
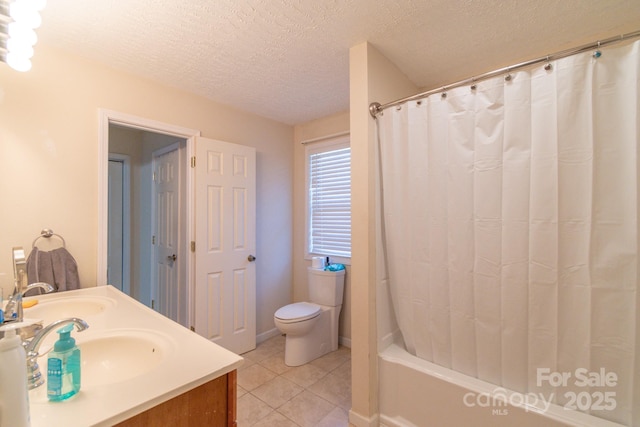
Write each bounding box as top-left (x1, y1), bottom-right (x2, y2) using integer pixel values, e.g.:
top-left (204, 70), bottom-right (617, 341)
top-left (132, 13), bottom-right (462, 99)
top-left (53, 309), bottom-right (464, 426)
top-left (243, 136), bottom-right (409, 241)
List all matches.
top-left (168, 254), bottom-right (177, 261)
top-left (248, 255), bottom-right (256, 262)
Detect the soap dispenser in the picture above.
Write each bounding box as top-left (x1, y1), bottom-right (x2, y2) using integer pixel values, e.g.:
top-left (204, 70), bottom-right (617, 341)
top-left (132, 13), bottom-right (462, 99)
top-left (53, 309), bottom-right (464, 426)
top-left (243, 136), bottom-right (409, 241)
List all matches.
top-left (47, 324), bottom-right (81, 401)
top-left (0, 325), bottom-right (31, 427)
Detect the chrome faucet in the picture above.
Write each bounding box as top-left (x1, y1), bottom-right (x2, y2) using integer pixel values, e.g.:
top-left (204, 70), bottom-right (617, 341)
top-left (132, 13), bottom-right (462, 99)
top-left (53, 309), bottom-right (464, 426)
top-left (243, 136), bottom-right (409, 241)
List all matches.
top-left (24, 317), bottom-right (89, 390)
top-left (5, 282), bottom-right (56, 323)
top-left (5, 246), bottom-right (55, 323)
top-left (6, 247), bottom-right (28, 322)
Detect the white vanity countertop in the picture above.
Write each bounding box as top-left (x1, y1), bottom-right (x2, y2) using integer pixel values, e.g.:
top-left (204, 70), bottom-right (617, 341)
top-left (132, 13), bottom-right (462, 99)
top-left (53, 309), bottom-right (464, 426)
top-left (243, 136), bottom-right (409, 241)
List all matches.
top-left (23, 285), bottom-right (244, 427)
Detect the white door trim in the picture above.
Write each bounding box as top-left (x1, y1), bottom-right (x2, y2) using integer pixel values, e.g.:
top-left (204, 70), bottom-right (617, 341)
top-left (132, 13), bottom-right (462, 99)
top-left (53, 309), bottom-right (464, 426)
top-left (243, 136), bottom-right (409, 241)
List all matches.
top-left (108, 153), bottom-right (131, 295)
top-left (98, 109), bottom-right (200, 322)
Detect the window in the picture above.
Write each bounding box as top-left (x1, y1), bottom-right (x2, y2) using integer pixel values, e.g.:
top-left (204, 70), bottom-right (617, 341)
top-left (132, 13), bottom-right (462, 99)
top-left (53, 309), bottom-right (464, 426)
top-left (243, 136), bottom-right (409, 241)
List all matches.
top-left (305, 135), bottom-right (351, 261)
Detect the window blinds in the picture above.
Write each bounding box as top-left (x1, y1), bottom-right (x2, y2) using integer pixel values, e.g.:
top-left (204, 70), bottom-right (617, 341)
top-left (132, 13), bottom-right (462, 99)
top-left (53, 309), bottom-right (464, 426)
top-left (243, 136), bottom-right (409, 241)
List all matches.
top-left (308, 146), bottom-right (351, 258)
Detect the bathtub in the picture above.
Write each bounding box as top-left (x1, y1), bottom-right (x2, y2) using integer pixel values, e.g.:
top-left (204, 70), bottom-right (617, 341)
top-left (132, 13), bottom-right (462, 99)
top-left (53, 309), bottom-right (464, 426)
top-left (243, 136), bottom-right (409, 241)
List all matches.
top-left (378, 343), bottom-right (625, 427)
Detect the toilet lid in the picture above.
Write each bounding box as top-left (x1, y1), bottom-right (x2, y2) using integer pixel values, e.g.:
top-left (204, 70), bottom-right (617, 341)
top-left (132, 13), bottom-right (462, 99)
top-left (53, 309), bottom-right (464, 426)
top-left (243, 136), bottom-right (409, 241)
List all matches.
top-left (275, 302), bottom-right (321, 323)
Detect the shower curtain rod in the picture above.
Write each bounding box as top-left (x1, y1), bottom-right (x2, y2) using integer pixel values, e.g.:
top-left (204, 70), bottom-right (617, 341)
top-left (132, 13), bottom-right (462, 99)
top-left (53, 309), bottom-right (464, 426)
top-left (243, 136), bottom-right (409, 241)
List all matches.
top-left (369, 29), bottom-right (640, 118)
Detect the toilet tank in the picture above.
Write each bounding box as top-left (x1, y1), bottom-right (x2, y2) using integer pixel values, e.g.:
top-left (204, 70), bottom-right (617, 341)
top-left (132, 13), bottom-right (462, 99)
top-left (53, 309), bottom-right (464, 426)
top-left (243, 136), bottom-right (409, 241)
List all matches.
top-left (307, 267), bottom-right (345, 306)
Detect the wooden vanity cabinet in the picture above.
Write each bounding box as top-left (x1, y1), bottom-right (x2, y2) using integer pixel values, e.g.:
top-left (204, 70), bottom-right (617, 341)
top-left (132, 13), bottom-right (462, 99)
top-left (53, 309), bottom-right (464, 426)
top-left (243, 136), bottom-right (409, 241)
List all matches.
top-left (115, 370), bottom-right (237, 427)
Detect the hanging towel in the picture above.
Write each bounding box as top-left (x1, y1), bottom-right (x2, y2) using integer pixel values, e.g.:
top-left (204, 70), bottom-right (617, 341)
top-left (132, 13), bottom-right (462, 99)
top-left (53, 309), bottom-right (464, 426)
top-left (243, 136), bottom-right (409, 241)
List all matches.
top-left (26, 247), bottom-right (81, 294)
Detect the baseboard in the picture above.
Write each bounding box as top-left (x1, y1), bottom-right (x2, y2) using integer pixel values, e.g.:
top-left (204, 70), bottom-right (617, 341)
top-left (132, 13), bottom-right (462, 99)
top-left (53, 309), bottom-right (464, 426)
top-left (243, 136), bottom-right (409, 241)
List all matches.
top-left (339, 336), bottom-right (352, 348)
top-left (378, 414), bottom-right (401, 427)
top-left (379, 329), bottom-right (402, 351)
top-left (349, 409), bottom-right (379, 427)
top-left (256, 327), bottom-right (281, 344)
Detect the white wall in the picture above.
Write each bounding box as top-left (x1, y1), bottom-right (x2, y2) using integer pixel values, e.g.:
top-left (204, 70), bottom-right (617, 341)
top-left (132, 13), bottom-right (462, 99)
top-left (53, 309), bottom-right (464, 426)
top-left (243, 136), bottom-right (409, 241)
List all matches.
top-left (348, 42), bottom-right (418, 426)
top-left (0, 43), bottom-right (293, 338)
top-left (293, 110), bottom-right (351, 344)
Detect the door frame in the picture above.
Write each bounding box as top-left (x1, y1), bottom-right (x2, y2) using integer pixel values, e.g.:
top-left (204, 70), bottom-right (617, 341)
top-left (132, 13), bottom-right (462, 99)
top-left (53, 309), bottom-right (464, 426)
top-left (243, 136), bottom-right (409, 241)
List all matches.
top-left (107, 153), bottom-right (131, 295)
top-left (98, 109), bottom-right (200, 325)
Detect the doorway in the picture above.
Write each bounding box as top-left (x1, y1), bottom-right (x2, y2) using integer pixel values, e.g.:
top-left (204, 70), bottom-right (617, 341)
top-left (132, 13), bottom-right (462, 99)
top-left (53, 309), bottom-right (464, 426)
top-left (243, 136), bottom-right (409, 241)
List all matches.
top-left (107, 125), bottom-right (187, 322)
top-left (99, 110), bottom-right (200, 329)
top-left (98, 110), bottom-right (257, 354)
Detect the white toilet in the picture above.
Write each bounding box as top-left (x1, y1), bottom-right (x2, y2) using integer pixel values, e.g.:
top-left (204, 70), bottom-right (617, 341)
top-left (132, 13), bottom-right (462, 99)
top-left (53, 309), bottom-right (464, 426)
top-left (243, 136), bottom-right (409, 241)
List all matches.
top-left (274, 267), bottom-right (345, 366)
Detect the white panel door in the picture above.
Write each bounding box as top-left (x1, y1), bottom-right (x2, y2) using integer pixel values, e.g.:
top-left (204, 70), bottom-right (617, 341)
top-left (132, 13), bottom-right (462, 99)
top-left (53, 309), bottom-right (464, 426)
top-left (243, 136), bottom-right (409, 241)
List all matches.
top-left (107, 160), bottom-right (124, 291)
top-left (195, 137), bottom-right (256, 355)
top-left (152, 143), bottom-right (184, 325)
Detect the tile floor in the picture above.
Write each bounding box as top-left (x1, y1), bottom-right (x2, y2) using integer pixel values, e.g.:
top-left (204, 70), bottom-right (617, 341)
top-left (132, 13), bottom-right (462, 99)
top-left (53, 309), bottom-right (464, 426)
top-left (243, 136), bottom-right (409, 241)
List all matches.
top-left (237, 334), bottom-right (352, 427)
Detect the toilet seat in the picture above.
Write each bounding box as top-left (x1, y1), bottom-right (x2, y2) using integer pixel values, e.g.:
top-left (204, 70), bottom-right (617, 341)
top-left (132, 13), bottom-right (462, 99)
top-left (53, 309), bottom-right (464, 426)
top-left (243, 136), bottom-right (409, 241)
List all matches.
top-left (274, 302), bottom-right (321, 323)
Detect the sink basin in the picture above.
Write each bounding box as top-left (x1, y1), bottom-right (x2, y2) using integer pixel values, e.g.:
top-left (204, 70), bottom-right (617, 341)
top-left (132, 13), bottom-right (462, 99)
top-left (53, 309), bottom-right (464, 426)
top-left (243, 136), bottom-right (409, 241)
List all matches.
top-left (79, 329), bottom-right (173, 388)
top-left (24, 296), bottom-right (115, 324)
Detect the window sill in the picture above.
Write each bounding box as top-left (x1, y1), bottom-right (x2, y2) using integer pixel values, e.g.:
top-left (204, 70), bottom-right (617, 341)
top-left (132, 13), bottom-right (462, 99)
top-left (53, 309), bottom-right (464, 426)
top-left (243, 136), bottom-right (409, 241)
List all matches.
top-left (305, 254), bottom-right (351, 267)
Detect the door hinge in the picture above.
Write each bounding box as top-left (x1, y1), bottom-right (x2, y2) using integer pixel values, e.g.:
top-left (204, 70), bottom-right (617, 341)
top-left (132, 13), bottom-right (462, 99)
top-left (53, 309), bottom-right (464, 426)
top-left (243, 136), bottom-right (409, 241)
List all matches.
top-left (191, 156), bottom-right (196, 168)
top-left (152, 171), bottom-right (156, 181)
top-left (152, 235), bottom-right (156, 245)
top-left (190, 241), bottom-right (195, 252)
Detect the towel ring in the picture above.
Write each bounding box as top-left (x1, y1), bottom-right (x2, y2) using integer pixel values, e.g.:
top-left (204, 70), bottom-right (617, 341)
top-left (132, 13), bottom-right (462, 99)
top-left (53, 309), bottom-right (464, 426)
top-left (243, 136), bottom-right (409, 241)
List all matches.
top-left (32, 228), bottom-right (66, 249)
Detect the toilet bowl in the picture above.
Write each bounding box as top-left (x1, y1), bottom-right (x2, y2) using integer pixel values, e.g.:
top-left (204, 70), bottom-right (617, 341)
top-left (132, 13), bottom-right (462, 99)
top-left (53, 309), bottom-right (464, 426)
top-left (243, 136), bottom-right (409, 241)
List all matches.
top-left (274, 302), bottom-right (321, 336)
top-left (274, 267), bottom-right (345, 366)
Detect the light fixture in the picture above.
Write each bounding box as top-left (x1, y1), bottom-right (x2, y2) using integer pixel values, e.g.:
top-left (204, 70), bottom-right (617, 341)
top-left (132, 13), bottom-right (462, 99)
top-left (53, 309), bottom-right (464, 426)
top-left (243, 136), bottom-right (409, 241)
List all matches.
top-left (9, 0), bottom-right (43, 28)
top-left (1, 0), bottom-right (46, 72)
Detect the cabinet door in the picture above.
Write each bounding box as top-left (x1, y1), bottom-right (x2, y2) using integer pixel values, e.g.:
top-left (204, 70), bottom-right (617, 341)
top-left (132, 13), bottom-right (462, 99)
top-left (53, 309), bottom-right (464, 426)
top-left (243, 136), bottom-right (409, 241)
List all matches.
top-left (115, 372), bottom-right (235, 427)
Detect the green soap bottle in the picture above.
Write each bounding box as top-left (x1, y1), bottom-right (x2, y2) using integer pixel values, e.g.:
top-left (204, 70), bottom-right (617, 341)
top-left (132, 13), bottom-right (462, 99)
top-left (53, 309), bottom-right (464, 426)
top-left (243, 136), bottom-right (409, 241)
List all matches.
top-left (47, 324), bottom-right (81, 401)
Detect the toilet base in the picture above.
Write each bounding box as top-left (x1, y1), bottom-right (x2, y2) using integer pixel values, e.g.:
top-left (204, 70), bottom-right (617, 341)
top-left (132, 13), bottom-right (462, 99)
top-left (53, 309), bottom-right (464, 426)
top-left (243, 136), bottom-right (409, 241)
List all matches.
top-left (282, 307), bottom-right (340, 366)
top-left (284, 335), bottom-right (332, 366)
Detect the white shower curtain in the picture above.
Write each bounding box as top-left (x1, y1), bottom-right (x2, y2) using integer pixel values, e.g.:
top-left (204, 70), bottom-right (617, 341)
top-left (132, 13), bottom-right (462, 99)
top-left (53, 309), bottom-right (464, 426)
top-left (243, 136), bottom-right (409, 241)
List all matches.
top-left (377, 39), bottom-right (639, 425)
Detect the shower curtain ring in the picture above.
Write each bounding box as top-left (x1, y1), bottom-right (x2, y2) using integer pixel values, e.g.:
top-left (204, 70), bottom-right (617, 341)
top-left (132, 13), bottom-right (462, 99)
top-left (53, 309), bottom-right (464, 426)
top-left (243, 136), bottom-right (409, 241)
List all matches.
top-left (593, 41), bottom-right (602, 58)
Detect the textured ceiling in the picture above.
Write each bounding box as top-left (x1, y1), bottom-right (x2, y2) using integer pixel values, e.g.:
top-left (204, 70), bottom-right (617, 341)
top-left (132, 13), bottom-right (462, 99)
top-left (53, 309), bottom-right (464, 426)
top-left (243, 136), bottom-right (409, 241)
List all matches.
top-left (37, 0), bottom-right (640, 125)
